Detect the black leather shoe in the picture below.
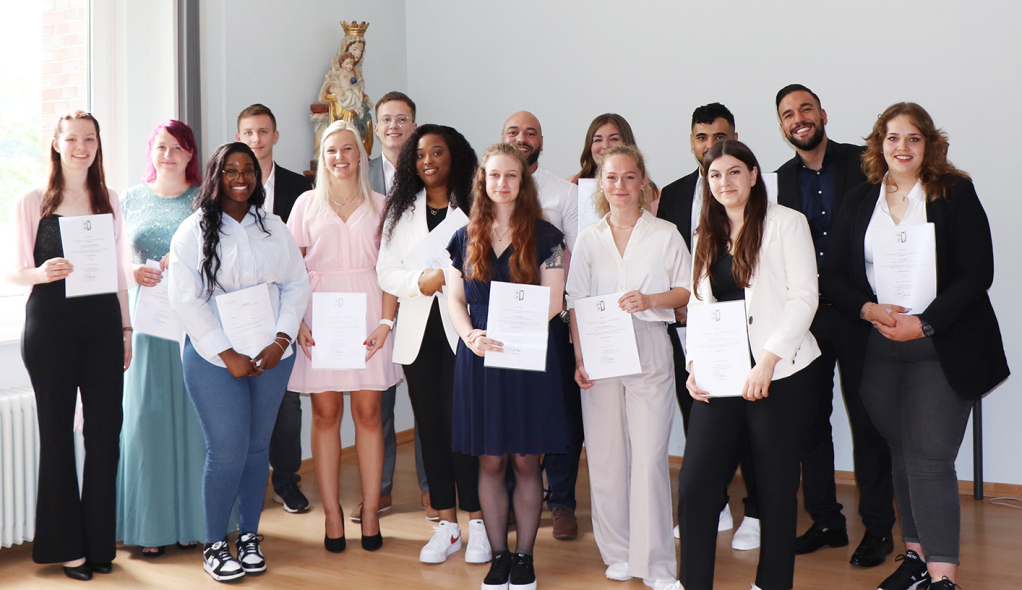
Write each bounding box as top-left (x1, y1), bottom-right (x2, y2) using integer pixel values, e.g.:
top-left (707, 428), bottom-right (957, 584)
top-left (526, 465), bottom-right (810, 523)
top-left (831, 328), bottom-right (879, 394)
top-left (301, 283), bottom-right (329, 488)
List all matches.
top-left (63, 564), bottom-right (93, 581)
top-left (794, 523), bottom-right (849, 555)
top-left (86, 561), bottom-right (113, 574)
top-left (850, 532), bottom-right (894, 567)
top-left (325, 534), bottom-right (346, 553)
top-left (360, 518), bottom-right (383, 551)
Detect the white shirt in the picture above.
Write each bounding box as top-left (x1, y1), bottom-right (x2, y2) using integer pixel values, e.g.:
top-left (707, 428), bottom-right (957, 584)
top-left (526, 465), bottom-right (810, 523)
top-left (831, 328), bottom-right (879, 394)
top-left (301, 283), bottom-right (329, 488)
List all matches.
top-left (566, 210), bottom-right (692, 323)
top-left (690, 172), bottom-right (704, 246)
top-left (168, 206), bottom-right (311, 367)
top-left (864, 179), bottom-right (928, 294)
top-left (533, 164), bottom-right (579, 252)
top-left (382, 157), bottom-right (397, 194)
top-left (262, 162), bottom-right (276, 215)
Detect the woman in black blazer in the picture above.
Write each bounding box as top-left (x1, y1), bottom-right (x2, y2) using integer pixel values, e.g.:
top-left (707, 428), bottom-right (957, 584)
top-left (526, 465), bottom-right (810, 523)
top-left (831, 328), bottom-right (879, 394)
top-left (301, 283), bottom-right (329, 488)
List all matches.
top-left (821, 102), bottom-right (1008, 590)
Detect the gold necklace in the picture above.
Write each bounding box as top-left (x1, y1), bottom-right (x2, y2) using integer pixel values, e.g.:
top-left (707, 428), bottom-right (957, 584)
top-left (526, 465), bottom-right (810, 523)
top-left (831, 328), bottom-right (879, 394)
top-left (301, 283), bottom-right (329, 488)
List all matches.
top-left (492, 224), bottom-right (512, 241)
top-left (330, 192), bottom-right (362, 208)
top-left (607, 219), bottom-right (636, 230)
top-left (64, 188), bottom-right (88, 201)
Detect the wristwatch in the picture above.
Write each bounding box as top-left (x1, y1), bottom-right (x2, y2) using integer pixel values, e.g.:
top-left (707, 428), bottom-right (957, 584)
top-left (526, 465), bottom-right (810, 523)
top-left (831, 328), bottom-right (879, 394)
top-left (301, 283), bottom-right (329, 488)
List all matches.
top-left (920, 319), bottom-right (935, 337)
top-left (559, 309), bottom-right (570, 324)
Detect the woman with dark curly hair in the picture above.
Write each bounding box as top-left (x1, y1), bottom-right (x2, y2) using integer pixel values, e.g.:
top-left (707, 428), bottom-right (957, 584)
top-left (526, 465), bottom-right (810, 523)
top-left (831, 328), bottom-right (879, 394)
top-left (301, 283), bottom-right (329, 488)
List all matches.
top-left (168, 142), bottom-right (309, 582)
top-left (376, 124), bottom-right (489, 565)
top-left (821, 103), bottom-right (1008, 590)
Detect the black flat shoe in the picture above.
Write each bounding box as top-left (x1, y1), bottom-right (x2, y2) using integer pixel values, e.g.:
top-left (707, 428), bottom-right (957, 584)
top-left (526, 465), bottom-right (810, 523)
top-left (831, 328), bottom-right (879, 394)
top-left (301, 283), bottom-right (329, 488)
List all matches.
top-left (850, 532), bottom-right (894, 568)
top-left (325, 534), bottom-right (347, 553)
top-left (86, 561), bottom-right (112, 574)
top-left (360, 518), bottom-right (383, 552)
top-left (63, 564), bottom-right (93, 581)
top-left (141, 546), bottom-right (166, 558)
top-left (794, 522), bottom-right (848, 555)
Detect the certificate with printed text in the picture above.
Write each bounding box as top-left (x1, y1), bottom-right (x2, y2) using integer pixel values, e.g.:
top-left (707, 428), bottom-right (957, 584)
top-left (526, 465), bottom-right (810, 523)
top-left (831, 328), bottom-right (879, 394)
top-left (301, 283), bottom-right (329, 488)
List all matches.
top-left (484, 281), bottom-right (550, 372)
top-left (576, 179), bottom-right (601, 236)
top-left (687, 300), bottom-right (751, 397)
top-left (215, 283), bottom-right (276, 359)
top-left (58, 214), bottom-right (118, 297)
top-left (574, 292), bottom-right (642, 380)
top-left (406, 207), bottom-right (470, 271)
top-left (133, 259), bottom-right (185, 342)
top-left (311, 292), bottom-right (367, 370)
top-left (872, 223), bottom-right (937, 314)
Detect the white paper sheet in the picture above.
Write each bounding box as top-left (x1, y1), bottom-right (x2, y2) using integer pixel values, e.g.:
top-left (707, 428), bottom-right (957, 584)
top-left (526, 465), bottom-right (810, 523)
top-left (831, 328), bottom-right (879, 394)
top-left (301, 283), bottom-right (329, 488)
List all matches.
top-left (576, 178), bottom-right (601, 237)
top-left (214, 283), bottom-right (277, 359)
top-left (573, 292), bottom-right (642, 380)
top-left (872, 223), bottom-right (937, 314)
top-left (687, 300), bottom-right (752, 397)
top-left (133, 259), bottom-right (185, 342)
top-left (310, 292), bottom-right (367, 370)
top-left (761, 172), bottom-right (779, 205)
top-left (483, 281), bottom-right (550, 372)
top-left (58, 214), bottom-right (118, 297)
top-left (406, 207), bottom-right (470, 271)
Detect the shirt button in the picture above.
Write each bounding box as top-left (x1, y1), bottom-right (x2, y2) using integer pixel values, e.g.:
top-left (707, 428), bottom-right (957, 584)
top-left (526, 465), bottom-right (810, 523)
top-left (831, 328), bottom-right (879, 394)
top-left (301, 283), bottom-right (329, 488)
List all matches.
top-left (822, 211), bottom-right (826, 215)
top-left (823, 231), bottom-right (827, 236)
top-left (819, 252), bottom-right (824, 256)
top-left (818, 190), bottom-right (822, 194)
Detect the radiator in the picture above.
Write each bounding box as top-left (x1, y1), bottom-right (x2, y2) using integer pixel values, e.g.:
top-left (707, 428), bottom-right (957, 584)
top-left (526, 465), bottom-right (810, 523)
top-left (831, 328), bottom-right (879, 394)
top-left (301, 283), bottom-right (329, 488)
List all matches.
top-left (0, 387), bottom-right (39, 550)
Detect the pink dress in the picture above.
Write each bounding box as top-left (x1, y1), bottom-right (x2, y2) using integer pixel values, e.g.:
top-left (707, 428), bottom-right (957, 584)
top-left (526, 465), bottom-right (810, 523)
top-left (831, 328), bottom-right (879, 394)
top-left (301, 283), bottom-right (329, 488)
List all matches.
top-left (286, 190), bottom-right (403, 393)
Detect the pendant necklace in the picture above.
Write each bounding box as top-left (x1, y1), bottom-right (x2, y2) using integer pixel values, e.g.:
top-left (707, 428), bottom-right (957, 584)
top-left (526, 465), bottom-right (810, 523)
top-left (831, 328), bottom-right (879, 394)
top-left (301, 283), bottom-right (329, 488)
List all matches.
top-left (331, 192), bottom-right (361, 208)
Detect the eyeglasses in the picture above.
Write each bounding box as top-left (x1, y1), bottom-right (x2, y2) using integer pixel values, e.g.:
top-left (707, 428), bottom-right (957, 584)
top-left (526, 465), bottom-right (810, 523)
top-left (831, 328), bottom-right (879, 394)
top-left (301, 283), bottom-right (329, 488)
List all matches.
top-left (379, 116), bottom-right (410, 127)
top-left (222, 168), bottom-right (256, 180)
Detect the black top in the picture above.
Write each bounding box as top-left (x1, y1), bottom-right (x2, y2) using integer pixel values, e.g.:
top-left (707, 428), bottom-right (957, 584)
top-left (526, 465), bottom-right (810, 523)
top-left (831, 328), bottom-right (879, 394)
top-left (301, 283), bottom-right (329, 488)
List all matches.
top-left (273, 163), bottom-right (314, 223)
top-left (33, 216), bottom-right (64, 266)
top-left (426, 204), bottom-right (448, 232)
top-left (657, 169), bottom-right (700, 251)
top-left (709, 254), bottom-right (744, 302)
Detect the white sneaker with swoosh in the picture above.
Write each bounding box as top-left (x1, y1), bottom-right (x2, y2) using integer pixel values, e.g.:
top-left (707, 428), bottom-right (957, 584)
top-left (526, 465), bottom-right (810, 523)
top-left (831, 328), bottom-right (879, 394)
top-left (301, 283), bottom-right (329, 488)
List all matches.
top-left (420, 520), bottom-right (463, 563)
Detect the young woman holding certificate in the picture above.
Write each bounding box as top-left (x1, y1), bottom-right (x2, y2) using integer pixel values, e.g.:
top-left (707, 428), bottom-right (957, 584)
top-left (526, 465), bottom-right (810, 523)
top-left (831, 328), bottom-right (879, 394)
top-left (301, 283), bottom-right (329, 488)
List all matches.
top-left (446, 142), bottom-right (567, 590)
top-left (678, 139), bottom-right (819, 590)
top-left (6, 111), bottom-right (132, 581)
top-left (565, 144), bottom-right (690, 590)
top-left (286, 120), bottom-right (402, 553)
top-left (168, 142), bottom-right (310, 582)
top-left (377, 124), bottom-right (491, 564)
top-left (820, 103), bottom-right (1008, 590)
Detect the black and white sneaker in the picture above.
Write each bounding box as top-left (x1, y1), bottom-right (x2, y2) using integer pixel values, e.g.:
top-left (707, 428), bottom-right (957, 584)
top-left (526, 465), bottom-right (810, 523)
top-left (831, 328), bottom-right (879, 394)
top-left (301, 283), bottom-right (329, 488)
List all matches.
top-left (273, 482), bottom-right (310, 513)
top-left (508, 552), bottom-right (537, 590)
top-left (482, 550), bottom-right (514, 590)
top-left (878, 551), bottom-right (930, 590)
top-left (235, 533), bottom-right (266, 574)
top-left (929, 578), bottom-right (961, 590)
top-left (203, 539), bottom-right (245, 582)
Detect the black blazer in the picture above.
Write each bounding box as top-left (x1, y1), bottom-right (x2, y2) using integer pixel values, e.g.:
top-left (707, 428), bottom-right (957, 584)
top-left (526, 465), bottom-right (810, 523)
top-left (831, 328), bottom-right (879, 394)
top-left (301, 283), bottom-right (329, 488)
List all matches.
top-left (656, 169), bottom-right (699, 251)
top-left (820, 178), bottom-right (1009, 399)
top-left (775, 140), bottom-right (867, 216)
top-left (273, 163), bottom-right (313, 223)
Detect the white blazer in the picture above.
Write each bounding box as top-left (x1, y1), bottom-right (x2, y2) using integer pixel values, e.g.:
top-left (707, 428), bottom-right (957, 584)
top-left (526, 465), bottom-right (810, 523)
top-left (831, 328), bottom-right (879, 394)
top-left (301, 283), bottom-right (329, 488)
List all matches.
top-left (376, 190), bottom-right (460, 364)
top-left (688, 203), bottom-right (821, 381)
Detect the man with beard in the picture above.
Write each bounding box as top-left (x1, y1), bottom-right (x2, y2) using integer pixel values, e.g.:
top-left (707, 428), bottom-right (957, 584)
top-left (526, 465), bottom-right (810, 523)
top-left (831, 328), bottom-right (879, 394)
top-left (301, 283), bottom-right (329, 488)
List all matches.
top-left (500, 111), bottom-right (582, 541)
top-left (774, 84), bottom-right (895, 568)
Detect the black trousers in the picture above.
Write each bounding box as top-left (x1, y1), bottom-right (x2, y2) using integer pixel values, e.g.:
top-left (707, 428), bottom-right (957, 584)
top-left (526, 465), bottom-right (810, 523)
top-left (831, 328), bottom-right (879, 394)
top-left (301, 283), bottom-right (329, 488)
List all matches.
top-left (678, 364), bottom-right (813, 590)
top-left (800, 306), bottom-right (894, 534)
top-left (23, 286), bottom-right (124, 564)
top-left (403, 300), bottom-right (480, 512)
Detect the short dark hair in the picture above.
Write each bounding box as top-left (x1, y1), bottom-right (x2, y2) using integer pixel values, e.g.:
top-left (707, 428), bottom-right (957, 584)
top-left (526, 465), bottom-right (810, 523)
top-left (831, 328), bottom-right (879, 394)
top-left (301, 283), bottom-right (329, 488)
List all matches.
top-left (775, 84), bottom-right (821, 110)
top-left (375, 91), bottom-right (416, 120)
top-left (237, 103), bottom-right (276, 131)
top-left (691, 103), bottom-right (735, 131)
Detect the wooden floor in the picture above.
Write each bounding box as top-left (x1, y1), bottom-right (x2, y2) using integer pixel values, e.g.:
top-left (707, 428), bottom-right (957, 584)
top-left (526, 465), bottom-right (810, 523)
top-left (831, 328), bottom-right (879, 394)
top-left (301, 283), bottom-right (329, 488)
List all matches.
top-left (2, 441), bottom-right (1020, 589)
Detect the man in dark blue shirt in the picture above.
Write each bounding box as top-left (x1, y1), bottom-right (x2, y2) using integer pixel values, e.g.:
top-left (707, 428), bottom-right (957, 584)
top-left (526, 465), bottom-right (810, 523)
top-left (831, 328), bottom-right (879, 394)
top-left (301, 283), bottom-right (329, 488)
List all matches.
top-left (775, 84), bottom-right (896, 569)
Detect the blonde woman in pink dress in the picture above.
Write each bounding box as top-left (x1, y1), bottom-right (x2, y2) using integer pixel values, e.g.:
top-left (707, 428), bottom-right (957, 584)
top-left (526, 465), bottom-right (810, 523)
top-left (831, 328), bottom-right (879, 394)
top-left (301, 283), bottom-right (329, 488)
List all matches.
top-left (287, 120), bottom-right (402, 553)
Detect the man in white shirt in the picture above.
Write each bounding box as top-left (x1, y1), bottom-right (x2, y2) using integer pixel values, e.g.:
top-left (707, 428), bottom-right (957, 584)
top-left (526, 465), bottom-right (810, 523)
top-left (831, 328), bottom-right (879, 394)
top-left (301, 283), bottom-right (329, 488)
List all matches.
top-left (500, 110), bottom-right (581, 541)
top-left (236, 104), bottom-right (312, 514)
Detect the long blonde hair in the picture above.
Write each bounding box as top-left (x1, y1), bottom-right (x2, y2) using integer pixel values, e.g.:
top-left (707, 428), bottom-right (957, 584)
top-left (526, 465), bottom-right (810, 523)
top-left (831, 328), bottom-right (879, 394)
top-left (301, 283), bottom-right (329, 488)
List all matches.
top-left (308, 120), bottom-right (374, 220)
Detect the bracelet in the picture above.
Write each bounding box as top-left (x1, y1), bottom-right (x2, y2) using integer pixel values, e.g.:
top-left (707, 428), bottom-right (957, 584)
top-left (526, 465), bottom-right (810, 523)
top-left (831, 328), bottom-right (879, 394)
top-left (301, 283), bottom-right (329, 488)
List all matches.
top-left (273, 340), bottom-right (287, 353)
top-left (275, 335), bottom-right (291, 344)
top-left (860, 302), bottom-right (874, 321)
top-left (123, 327), bottom-right (133, 332)
top-left (379, 318), bottom-right (394, 329)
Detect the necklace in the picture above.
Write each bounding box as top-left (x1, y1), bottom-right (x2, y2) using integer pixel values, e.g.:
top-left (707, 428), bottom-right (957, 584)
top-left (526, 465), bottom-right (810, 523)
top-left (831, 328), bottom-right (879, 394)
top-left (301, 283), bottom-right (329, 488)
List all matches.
top-left (607, 219), bottom-right (636, 230)
top-left (492, 224), bottom-right (512, 241)
top-left (427, 203), bottom-right (446, 216)
top-left (330, 192), bottom-right (362, 208)
top-left (64, 188), bottom-right (88, 201)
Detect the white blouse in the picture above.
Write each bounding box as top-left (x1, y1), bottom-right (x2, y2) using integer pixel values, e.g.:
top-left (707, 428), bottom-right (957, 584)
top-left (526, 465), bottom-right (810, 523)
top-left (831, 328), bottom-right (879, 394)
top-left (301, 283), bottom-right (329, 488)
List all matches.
top-left (864, 179), bottom-right (928, 294)
top-left (168, 206), bottom-right (311, 367)
top-left (566, 209), bottom-right (692, 323)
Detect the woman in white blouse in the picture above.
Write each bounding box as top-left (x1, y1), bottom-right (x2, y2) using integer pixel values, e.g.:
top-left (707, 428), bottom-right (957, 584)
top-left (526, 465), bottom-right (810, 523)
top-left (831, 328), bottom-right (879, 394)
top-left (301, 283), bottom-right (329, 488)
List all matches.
top-left (168, 142), bottom-right (310, 583)
top-left (566, 144), bottom-right (691, 590)
top-left (678, 139), bottom-right (819, 590)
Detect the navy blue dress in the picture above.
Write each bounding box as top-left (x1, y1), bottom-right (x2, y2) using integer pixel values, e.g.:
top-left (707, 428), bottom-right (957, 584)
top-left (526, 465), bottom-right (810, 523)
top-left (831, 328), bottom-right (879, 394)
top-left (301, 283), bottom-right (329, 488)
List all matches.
top-left (447, 220), bottom-right (569, 457)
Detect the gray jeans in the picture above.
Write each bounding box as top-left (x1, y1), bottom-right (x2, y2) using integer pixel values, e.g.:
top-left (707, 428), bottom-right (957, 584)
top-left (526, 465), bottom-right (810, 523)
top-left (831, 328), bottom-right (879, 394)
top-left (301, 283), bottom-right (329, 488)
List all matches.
top-left (859, 330), bottom-right (972, 565)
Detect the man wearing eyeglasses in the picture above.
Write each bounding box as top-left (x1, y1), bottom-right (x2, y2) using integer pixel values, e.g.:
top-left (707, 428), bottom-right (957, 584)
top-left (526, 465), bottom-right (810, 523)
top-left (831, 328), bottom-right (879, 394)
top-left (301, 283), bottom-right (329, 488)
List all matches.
top-left (369, 92), bottom-right (418, 196)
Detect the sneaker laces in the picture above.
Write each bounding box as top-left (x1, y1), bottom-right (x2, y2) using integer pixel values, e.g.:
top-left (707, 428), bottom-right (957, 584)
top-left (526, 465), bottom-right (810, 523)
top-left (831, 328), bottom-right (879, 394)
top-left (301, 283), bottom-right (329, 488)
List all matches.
top-left (424, 523), bottom-right (458, 551)
top-left (237, 533), bottom-right (264, 555)
top-left (206, 540), bottom-right (234, 563)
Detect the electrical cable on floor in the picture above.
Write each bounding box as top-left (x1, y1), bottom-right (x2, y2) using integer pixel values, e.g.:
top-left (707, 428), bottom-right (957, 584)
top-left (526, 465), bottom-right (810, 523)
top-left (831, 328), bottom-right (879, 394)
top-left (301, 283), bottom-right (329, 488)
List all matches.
top-left (989, 497), bottom-right (1022, 509)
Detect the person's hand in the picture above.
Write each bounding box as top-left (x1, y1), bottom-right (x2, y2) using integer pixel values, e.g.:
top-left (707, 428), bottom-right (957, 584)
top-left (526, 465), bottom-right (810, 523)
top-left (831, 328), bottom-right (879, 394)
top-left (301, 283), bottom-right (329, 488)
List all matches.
top-left (220, 349), bottom-right (257, 379)
top-left (297, 321), bottom-right (315, 360)
top-left (686, 370), bottom-right (710, 403)
top-left (464, 329), bottom-right (502, 357)
top-left (38, 257), bottom-right (73, 283)
top-left (252, 334), bottom-right (288, 373)
top-left (123, 330), bottom-right (133, 371)
top-left (876, 313), bottom-right (925, 342)
top-left (674, 306), bottom-right (688, 325)
top-left (134, 263), bottom-right (162, 288)
top-left (862, 302), bottom-right (909, 328)
top-left (575, 361), bottom-right (594, 390)
top-left (418, 269), bottom-right (446, 296)
top-left (619, 290), bottom-right (651, 314)
top-left (365, 324), bottom-right (391, 361)
top-left (159, 253), bottom-right (170, 272)
top-left (741, 352), bottom-right (781, 401)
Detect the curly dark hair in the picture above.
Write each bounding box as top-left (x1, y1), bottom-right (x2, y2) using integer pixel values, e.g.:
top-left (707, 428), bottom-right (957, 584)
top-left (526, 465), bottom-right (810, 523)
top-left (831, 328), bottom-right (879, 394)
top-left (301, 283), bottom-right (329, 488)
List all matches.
top-left (380, 124), bottom-right (477, 243)
top-left (194, 142), bottom-right (268, 299)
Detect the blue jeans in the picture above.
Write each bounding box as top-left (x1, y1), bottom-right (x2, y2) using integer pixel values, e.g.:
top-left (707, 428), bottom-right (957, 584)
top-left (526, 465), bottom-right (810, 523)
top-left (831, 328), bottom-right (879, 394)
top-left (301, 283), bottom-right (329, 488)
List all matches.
top-left (182, 340), bottom-right (295, 542)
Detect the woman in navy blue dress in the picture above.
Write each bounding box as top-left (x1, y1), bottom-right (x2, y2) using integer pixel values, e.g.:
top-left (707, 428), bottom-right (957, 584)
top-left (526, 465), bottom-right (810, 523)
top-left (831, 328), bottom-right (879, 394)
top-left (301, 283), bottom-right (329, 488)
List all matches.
top-left (447, 142), bottom-right (567, 590)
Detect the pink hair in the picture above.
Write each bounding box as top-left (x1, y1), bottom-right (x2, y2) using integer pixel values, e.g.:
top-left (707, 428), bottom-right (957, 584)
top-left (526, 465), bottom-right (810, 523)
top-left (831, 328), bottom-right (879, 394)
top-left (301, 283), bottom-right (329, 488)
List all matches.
top-left (142, 120), bottom-right (201, 186)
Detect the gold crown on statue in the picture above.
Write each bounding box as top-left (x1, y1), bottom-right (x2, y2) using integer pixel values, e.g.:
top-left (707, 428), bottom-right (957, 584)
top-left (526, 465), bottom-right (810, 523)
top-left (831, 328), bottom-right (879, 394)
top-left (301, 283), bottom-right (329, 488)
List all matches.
top-left (340, 21), bottom-right (369, 37)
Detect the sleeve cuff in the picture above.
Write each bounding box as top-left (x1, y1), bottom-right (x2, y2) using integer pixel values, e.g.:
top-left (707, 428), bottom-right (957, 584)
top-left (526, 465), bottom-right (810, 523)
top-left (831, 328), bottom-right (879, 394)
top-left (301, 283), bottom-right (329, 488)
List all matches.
top-left (198, 328), bottom-right (232, 357)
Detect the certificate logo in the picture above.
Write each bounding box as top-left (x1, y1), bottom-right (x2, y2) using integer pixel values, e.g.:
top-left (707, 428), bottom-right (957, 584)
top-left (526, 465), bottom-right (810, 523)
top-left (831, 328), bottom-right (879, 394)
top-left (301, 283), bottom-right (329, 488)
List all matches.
top-left (335, 298), bottom-right (343, 308)
top-left (596, 300), bottom-right (605, 312)
top-left (515, 289), bottom-right (525, 301)
top-left (82, 220), bottom-right (92, 231)
top-left (896, 231), bottom-right (907, 243)
top-left (711, 310), bottom-right (721, 322)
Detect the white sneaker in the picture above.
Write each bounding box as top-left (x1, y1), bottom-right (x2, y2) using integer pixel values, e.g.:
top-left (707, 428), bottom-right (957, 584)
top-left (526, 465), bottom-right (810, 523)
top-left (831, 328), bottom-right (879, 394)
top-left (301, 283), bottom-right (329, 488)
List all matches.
top-left (235, 533), bottom-right (266, 574)
top-left (465, 519), bottom-right (492, 563)
top-left (605, 562), bottom-right (631, 581)
top-left (674, 524), bottom-right (680, 539)
top-left (203, 539), bottom-right (245, 582)
top-left (420, 520), bottom-right (463, 563)
top-left (718, 504), bottom-right (734, 531)
top-left (644, 578), bottom-right (680, 590)
top-left (731, 517), bottom-right (760, 550)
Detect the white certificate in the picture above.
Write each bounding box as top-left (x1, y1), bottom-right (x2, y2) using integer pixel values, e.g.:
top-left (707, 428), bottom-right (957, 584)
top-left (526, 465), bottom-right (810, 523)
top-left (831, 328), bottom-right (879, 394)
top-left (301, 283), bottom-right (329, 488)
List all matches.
top-left (58, 214), bottom-right (118, 297)
top-left (406, 207), bottom-right (470, 271)
top-left (761, 172), bottom-right (779, 205)
top-left (215, 283), bottom-right (277, 358)
top-left (872, 223), bottom-right (937, 313)
top-left (687, 300), bottom-right (751, 397)
top-left (133, 259), bottom-right (185, 342)
top-left (573, 292), bottom-right (641, 380)
top-left (576, 178), bottom-right (601, 236)
top-left (311, 292), bottom-right (367, 370)
top-left (484, 281), bottom-right (550, 372)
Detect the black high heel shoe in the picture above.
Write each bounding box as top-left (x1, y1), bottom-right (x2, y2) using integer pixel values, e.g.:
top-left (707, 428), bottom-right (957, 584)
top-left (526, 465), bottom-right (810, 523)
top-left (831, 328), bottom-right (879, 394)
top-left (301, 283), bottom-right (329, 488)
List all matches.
top-left (360, 514), bottom-right (383, 552)
top-left (325, 504), bottom-right (346, 553)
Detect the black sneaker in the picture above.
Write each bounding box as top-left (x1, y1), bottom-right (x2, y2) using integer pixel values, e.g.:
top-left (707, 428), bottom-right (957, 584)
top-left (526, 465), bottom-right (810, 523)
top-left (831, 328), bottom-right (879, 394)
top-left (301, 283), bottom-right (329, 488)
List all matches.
top-left (273, 482), bottom-right (310, 513)
top-left (203, 539), bottom-right (245, 582)
top-left (509, 552), bottom-right (537, 590)
top-left (235, 533), bottom-right (266, 574)
top-left (929, 578), bottom-right (961, 590)
top-left (482, 550), bottom-right (514, 590)
top-left (878, 551), bottom-right (930, 590)
top-left (794, 522), bottom-right (849, 554)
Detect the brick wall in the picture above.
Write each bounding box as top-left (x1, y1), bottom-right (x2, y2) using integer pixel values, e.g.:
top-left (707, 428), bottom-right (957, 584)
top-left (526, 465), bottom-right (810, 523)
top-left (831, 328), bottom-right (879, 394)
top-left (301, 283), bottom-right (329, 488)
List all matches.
top-left (40, 0), bottom-right (88, 155)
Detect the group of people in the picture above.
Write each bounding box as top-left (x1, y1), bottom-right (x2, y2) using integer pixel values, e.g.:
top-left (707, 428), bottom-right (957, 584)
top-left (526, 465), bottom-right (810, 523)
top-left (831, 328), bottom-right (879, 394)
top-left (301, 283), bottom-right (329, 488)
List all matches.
top-left (4, 82), bottom-right (1008, 590)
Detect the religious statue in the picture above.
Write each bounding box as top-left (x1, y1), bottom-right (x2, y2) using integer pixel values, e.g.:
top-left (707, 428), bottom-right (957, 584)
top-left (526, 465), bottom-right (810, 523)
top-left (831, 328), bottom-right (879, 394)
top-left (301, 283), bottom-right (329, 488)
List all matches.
top-left (311, 20), bottom-right (374, 161)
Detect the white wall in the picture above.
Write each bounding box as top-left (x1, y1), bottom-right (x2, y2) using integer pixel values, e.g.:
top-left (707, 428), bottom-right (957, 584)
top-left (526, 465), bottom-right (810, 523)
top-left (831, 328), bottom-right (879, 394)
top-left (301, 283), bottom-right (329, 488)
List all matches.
top-left (404, 1), bottom-right (1021, 485)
